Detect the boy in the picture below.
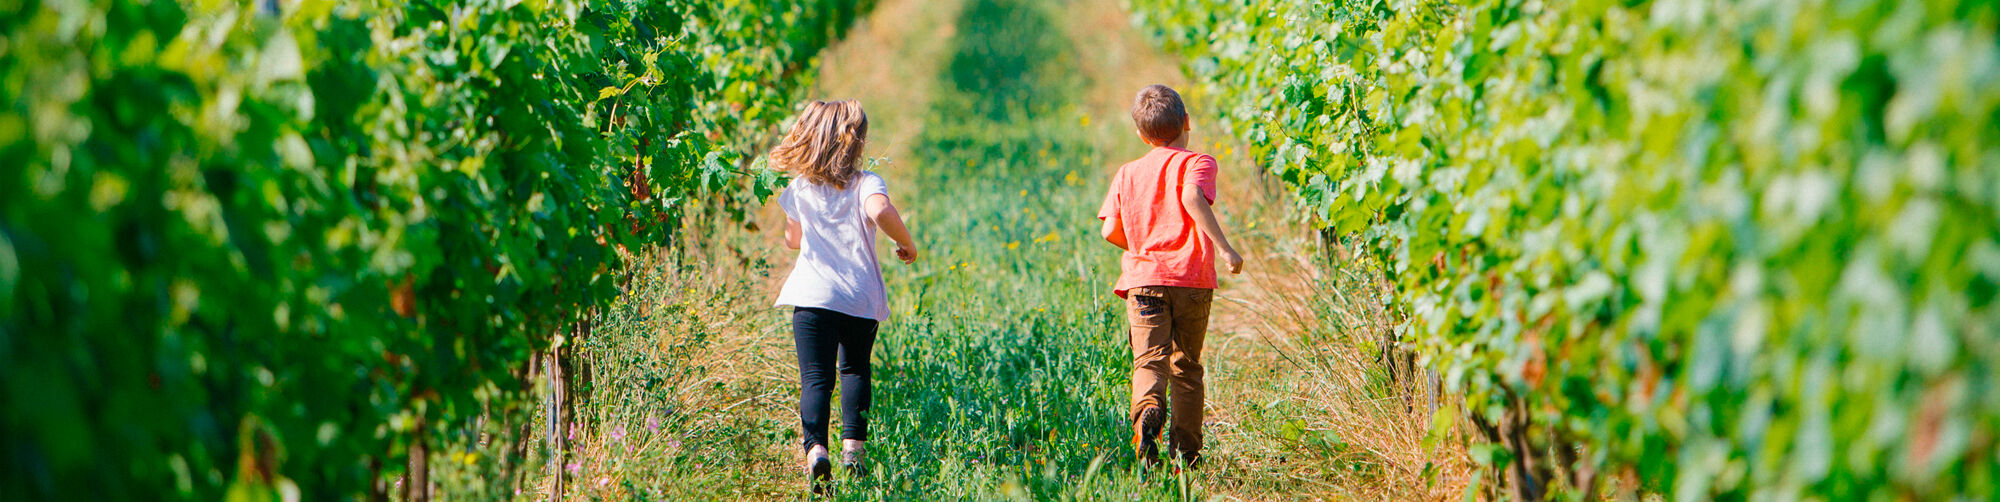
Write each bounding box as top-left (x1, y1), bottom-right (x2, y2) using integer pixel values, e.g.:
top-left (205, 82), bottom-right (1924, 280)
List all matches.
top-left (1097, 84), bottom-right (1243, 467)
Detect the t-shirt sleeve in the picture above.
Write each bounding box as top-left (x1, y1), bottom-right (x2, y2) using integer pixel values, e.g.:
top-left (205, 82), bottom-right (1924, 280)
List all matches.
top-left (1097, 169), bottom-right (1122, 220)
top-left (1185, 154), bottom-right (1219, 204)
top-left (858, 171), bottom-right (889, 200)
top-left (778, 185), bottom-right (797, 219)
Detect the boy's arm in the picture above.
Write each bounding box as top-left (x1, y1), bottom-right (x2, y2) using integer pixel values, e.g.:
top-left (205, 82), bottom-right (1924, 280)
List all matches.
top-left (784, 217), bottom-right (802, 250)
top-left (865, 194), bottom-right (919, 264)
top-left (1098, 171), bottom-right (1128, 250)
top-left (1100, 215), bottom-right (1129, 250)
top-left (1181, 187), bottom-right (1243, 274)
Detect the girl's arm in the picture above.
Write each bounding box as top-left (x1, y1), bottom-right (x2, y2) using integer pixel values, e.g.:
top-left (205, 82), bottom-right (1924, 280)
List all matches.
top-left (1180, 187), bottom-right (1243, 274)
top-left (864, 194), bottom-right (918, 264)
top-left (784, 217), bottom-right (802, 250)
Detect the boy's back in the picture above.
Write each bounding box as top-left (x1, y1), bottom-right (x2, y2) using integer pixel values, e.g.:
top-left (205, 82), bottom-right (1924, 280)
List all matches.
top-left (1098, 147), bottom-right (1220, 297)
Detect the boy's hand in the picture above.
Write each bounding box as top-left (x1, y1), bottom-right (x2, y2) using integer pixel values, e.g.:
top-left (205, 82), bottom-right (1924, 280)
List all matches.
top-left (1181, 185), bottom-right (1242, 275)
top-left (895, 244), bottom-right (918, 264)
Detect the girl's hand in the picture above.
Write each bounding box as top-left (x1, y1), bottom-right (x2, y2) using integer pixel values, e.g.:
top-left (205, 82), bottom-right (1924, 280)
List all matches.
top-left (895, 245), bottom-right (918, 264)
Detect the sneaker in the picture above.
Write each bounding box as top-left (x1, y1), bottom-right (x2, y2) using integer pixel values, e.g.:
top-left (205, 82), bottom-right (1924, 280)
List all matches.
top-left (1132, 407), bottom-right (1165, 467)
top-left (806, 446), bottom-right (833, 494)
top-left (841, 445), bottom-right (867, 478)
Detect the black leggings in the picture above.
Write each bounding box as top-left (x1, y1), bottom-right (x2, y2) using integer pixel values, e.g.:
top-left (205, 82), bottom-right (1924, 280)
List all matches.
top-left (792, 307), bottom-right (878, 452)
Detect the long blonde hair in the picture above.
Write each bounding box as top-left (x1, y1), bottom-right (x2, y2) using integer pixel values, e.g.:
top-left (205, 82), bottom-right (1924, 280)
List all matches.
top-left (770, 100), bottom-right (868, 189)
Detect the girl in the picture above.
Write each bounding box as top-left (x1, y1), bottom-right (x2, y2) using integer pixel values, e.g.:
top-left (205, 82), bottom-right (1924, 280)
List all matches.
top-left (770, 100), bottom-right (917, 490)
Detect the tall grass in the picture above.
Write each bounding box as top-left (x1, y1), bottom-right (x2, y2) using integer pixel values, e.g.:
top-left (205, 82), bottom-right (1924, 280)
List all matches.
top-left (1204, 237), bottom-right (1476, 499)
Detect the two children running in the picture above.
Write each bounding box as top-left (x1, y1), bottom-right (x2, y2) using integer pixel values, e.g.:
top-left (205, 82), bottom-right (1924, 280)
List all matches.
top-left (769, 86), bottom-right (1239, 491)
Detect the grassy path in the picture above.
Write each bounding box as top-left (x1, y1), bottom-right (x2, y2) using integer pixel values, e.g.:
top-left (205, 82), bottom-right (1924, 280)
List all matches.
top-left (518, 0), bottom-right (1471, 499)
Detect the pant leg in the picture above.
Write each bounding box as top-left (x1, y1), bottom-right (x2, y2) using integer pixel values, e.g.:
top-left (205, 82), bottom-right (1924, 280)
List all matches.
top-left (1166, 287), bottom-right (1212, 459)
top-left (793, 308), bottom-right (841, 452)
top-left (1126, 287), bottom-right (1174, 422)
top-left (837, 315), bottom-right (879, 442)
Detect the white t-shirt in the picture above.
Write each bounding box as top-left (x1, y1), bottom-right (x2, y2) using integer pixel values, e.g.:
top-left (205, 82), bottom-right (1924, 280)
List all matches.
top-left (774, 171), bottom-right (891, 321)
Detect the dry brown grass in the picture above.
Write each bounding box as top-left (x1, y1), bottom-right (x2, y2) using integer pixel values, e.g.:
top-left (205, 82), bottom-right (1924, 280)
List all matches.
top-left (503, 205), bottom-right (812, 499)
top-left (1201, 230), bottom-right (1478, 500)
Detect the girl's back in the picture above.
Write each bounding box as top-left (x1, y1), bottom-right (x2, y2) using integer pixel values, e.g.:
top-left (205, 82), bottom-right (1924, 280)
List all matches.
top-left (775, 171), bottom-right (890, 320)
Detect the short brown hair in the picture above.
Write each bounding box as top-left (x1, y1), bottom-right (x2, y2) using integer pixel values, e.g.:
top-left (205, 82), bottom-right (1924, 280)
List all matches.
top-left (771, 100), bottom-right (869, 189)
top-left (1131, 85), bottom-right (1187, 143)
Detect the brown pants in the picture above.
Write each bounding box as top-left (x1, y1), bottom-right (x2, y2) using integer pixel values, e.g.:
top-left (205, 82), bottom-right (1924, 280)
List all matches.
top-left (1124, 285), bottom-right (1211, 457)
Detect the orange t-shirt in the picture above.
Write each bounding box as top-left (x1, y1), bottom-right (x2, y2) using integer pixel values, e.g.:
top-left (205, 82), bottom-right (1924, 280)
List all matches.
top-left (1097, 146), bottom-right (1219, 297)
